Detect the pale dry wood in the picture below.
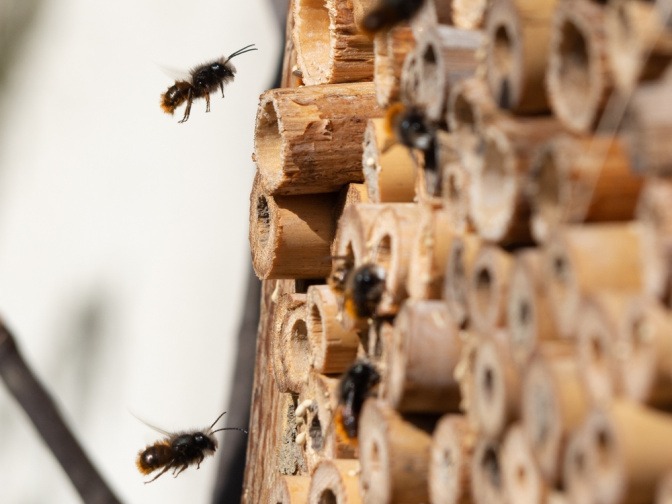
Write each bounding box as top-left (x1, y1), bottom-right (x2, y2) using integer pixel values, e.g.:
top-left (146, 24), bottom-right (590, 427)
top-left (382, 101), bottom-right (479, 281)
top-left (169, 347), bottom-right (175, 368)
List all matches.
top-left (453, 0), bottom-right (488, 29)
top-left (273, 293), bottom-right (309, 393)
top-left (374, 26), bottom-right (416, 107)
top-left (546, 0), bottom-right (613, 132)
top-left (293, 0), bottom-right (374, 85)
top-left (273, 475), bottom-right (311, 503)
top-left (443, 233), bottom-right (482, 328)
top-left (562, 423), bottom-right (594, 504)
top-left (429, 414), bottom-right (476, 504)
top-left (282, 0), bottom-right (305, 89)
top-left (484, 0), bottom-right (557, 113)
top-left (358, 399), bottom-right (432, 504)
top-left (277, 391), bottom-right (309, 476)
top-left (470, 438), bottom-right (507, 504)
top-left (332, 203), bottom-right (382, 266)
top-left (280, 294), bottom-right (312, 394)
top-left (528, 134), bottom-right (643, 244)
top-left (501, 424), bottom-right (548, 504)
top-left (255, 83), bottom-right (382, 195)
top-left (249, 176), bottom-right (337, 279)
top-left (309, 459), bottom-right (362, 504)
top-left (362, 118), bottom-right (416, 203)
top-left (657, 470), bottom-right (672, 504)
top-left (441, 136), bottom-right (472, 234)
top-left (416, 131), bottom-right (461, 204)
top-left (384, 300), bottom-right (462, 413)
top-left (307, 285), bottom-right (360, 374)
top-left (408, 0), bottom-right (454, 34)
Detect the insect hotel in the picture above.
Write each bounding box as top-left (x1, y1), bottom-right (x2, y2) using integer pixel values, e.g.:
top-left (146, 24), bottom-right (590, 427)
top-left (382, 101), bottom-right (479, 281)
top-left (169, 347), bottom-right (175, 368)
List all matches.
top-left (243, 0), bottom-right (672, 502)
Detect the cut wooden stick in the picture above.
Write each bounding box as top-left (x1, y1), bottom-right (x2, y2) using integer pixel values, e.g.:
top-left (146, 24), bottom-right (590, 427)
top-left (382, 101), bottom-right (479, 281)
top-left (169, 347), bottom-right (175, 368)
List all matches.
top-left (546, 0), bottom-right (612, 132)
top-left (443, 233), bottom-right (482, 328)
top-left (452, 0), bottom-right (487, 29)
top-left (279, 294), bottom-right (312, 394)
top-left (484, 0), bottom-right (557, 113)
top-left (254, 83), bottom-right (382, 195)
top-left (273, 475), bottom-right (311, 503)
top-left (470, 439), bottom-right (507, 504)
top-left (292, 0), bottom-right (374, 85)
top-left (527, 134), bottom-right (643, 244)
top-left (307, 285), bottom-right (360, 375)
top-left (273, 293), bottom-right (309, 394)
top-left (543, 222), bottom-right (644, 338)
top-left (521, 348), bottom-right (589, 486)
top-left (250, 176), bottom-right (337, 279)
top-left (400, 25), bottom-right (481, 122)
top-left (358, 399), bottom-right (432, 504)
top-left (501, 423), bottom-right (548, 504)
top-left (362, 118), bottom-right (416, 203)
top-left (406, 206), bottom-right (455, 300)
top-left (309, 459), bottom-right (362, 504)
top-left (467, 245), bottom-right (514, 335)
top-left (429, 414), bottom-right (476, 504)
top-left (384, 300), bottom-right (462, 413)
top-left (584, 400), bottom-right (672, 504)
top-left (507, 249), bottom-right (561, 368)
top-left (374, 26), bottom-right (416, 107)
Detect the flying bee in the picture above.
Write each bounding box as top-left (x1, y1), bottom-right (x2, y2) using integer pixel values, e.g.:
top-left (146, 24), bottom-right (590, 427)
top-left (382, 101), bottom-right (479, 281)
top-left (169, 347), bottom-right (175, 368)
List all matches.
top-left (342, 263), bottom-right (386, 321)
top-left (360, 0), bottom-right (425, 34)
top-left (160, 44), bottom-right (258, 123)
top-left (335, 360), bottom-right (381, 441)
top-left (135, 411), bottom-right (247, 483)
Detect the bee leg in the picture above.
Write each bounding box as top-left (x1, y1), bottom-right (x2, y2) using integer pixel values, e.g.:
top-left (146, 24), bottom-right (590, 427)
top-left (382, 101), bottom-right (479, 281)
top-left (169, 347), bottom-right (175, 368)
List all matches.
top-left (205, 92), bottom-right (211, 113)
top-left (173, 464), bottom-right (189, 478)
top-left (144, 465), bottom-right (172, 484)
top-left (196, 453), bottom-right (205, 469)
top-left (220, 82), bottom-right (225, 98)
top-left (179, 89), bottom-right (193, 123)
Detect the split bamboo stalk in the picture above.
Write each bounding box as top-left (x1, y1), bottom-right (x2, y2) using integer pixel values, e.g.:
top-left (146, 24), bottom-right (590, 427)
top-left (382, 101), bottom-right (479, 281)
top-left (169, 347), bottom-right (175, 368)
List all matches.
top-left (384, 300), bottom-right (462, 413)
top-left (358, 399), bottom-right (432, 504)
top-left (273, 475), bottom-right (311, 503)
top-left (619, 295), bottom-right (672, 407)
top-left (442, 143), bottom-right (472, 235)
top-left (506, 250), bottom-right (560, 368)
top-left (562, 424), bottom-right (595, 504)
top-left (452, 0), bottom-right (488, 29)
top-left (278, 294), bottom-right (312, 394)
top-left (366, 203), bottom-right (421, 315)
top-left (306, 285), bottom-right (360, 374)
top-left (250, 177), bottom-right (337, 279)
top-left (282, 0), bottom-right (304, 89)
top-left (340, 183), bottom-right (369, 208)
top-left (501, 423), bottom-right (548, 504)
top-left (400, 25), bottom-right (481, 122)
top-left (278, 391), bottom-right (309, 476)
top-left (254, 83), bottom-right (382, 195)
top-left (362, 117), bottom-right (416, 203)
top-left (546, 0), bottom-right (613, 133)
top-left (292, 0), bottom-right (374, 86)
top-left (467, 115), bottom-right (562, 245)
top-left (470, 439), bottom-right (507, 504)
top-left (584, 400), bottom-right (672, 504)
top-left (429, 414), bottom-right (476, 504)
top-left (484, 0), bottom-right (557, 114)
top-left (332, 203), bottom-right (382, 268)
top-left (455, 330), bottom-right (481, 427)
top-left (273, 293), bottom-right (308, 394)
top-left (527, 134), bottom-right (643, 244)
top-left (406, 206), bottom-right (455, 300)
top-left (606, 0), bottom-right (672, 94)
top-left (521, 349), bottom-right (589, 485)
top-left (544, 222), bottom-right (644, 338)
top-left (467, 245), bottom-right (514, 335)
top-left (576, 290), bottom-right (635, 404)
top-left (309, 459), bottom-right (362, 504)
top-left (472, 331), bottom-right (521, 439)
top-left (657, 470), bottom-right (672, 504)
top-left (374, 26), bottom-right (416, 107)
top-left (443, 233), bottom-right (482, 328)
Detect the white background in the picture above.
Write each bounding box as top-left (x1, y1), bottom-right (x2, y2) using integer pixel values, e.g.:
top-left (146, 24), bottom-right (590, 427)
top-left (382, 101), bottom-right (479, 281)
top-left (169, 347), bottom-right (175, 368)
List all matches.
top-left (0, 0), bottom-right (279, 502)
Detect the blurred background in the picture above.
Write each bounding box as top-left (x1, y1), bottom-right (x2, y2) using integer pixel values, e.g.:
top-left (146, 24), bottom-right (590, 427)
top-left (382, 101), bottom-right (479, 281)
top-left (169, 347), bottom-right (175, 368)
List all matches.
top-left (0, 0), bottom-right (280, 502)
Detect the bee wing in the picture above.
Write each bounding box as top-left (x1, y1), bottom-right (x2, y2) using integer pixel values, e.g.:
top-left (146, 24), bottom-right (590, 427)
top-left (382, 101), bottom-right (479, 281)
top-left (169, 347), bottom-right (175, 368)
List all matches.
top-left (157, 64), bottom-right (191, 82)
top-left (130, 411), bottom-right (174, 437)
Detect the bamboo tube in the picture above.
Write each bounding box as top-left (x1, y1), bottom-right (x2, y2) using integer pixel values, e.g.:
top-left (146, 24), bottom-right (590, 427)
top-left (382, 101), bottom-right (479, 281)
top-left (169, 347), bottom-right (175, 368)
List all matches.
top-left (279, 294), bottom-right (312, 394)
top-left (501, 424), bottom-right (547, 504)
top-left (606, 0), bottom-right (672, 94)
top-left (484, 0), bottom-right (557, 113)
top-left (384, 300), bottom-right (462, 413)
top-left (278, 392), bottom-right (309, 476)
top-left (527, 134), bottom-right (643, 244)
top-left (250, 177), bottom-right (337, 279)
top-left (332, 203), bottom-right (382, 268)
top-left (467, 245), bottom-right (514, 335)
top-left (366, 203), bottom-right (421, 315)
top-left (522, 349), bottom-right (589, 485)
top-left (366, 319), bottom-right (393, 386)
top-left (562, 424), bottom-right (595, 504)
top-left (273, 475), bottom-right (312, 503)
top-left (292, 0), bottom-right (374, 86)
top-left (429, 415), bottom-right (476, 504)
top-left (455, 330), bottom-right (480, 427)
top-left (619, 295), bottom-right (672, 407)
top-left (400, 25), bottom-right (481, 122)
top-left (472, 331), bottom-right (521, 439)
top-left (254, 83), bottom-right (382, 195)
top-left (443, 233), bottom-right (481, 328)
top-left (406, 0), bottom-right (452, 35)
top-left (309, 459), bottom-right (362, 504)
top-left (468, 115), bottom-right (562, 245)
top-left (470, 439), bottom-right (507, 504)
top-left (576, 290), bottom-right (635, 404)
top-left (442, 144), bottom-right (472, 235)
top-left (340, 183), bottom-right (369, 208)
top-left (358, 399), bottom-right (432, 504)
top-left (452, 0), bottom-right (487, 29)
top-left (657, 470), bottom-right (672, 504)
top-left (584, 400), bottom-right (672, 504)
top-left (273, 293), bottom-right (308, 394)
top-left (544, 222), bottom-right (644, 338)
top-left (282, 0), bottom-right (305, 89)
top-left (507, 250), bottom-right (560, 368)
top-left (546, 0), bottom-right (613, 133)
top-left (374, 26), bottom-right (416, 107)
top-left (406, 207), bottom-right (455, 300)
top-left (362, 118), bottom-right (416, 203)
top-left (307, 285), bottom-right (360, 375)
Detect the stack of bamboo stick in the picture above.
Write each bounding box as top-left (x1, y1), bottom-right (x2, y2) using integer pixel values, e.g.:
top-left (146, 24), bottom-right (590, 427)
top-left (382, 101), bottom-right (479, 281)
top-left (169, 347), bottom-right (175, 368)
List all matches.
top-left (243, 0), bottom-right (672, 502)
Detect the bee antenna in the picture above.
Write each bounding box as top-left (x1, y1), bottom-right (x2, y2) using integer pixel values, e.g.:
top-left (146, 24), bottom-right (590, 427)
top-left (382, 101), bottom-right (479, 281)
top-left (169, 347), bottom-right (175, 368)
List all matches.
top-left (226, 44), bottom-right (258, 62)
top-left (208, 411), bottom-right (228, 431)
top-left (211, 427), bottom-right (248, 435)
